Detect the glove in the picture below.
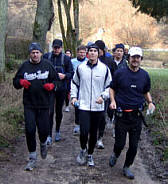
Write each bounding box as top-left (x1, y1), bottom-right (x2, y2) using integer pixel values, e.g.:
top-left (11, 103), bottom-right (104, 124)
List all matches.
top-left (20, 79), bottom-right (31, 89)
top-left (43, 83), bottom-right (55, 91)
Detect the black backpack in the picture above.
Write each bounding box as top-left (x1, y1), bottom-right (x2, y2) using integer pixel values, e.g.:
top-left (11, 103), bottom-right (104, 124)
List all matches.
top-left (48, 52), bottom-right (66, 91)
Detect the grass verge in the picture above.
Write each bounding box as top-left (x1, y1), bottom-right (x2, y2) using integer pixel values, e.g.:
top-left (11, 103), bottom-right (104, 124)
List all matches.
top-left (0, 71), bottom-right (24, 148)
top-left (145, 68), bottom-right (168, 161)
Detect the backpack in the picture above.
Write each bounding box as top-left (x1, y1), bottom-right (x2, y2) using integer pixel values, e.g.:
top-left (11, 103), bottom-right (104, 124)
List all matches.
top-left (48, 52), bottom-right (65, 72)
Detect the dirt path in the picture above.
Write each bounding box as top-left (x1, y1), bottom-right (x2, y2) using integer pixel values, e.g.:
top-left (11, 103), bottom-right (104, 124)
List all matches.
top-left (0, 106), bottom-right (160, 184)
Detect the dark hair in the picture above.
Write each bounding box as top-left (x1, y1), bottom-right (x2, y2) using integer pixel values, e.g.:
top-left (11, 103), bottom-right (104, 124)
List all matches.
top-left (87, 44), bottom-right (99, 53)
top-left (77, 45), bottom-right (87, 52)
top-left (65, 49), bottom-right (72, 54)
top-left (95, 40), bottom-right (105, 51)
top-left (113, 43), bottom-right (125, 52)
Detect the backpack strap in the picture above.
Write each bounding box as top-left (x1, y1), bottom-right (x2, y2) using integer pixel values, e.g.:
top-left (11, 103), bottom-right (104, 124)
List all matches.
top-left (104, 67), bottom-right (109, 88)
top-left (61, 53), bottom-right (65, 66)
top-left (48, 52), bottom-right (52, 60)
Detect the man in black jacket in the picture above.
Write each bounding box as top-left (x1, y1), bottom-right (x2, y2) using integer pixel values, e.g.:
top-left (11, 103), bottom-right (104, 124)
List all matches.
top-left (95, 40), bottom-right (114, 149)
top-left (13, 43), bottom-right (58, 171)
top-left (111, 43), bottom-right (127, 75)
top-left (43, 39), bottom-right (73, 143)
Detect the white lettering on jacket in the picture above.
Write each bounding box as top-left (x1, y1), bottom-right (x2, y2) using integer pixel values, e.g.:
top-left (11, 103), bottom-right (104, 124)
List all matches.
top-left (131, 84), bottom-right (136, 88)
top-left (24, 70), bottom-right (49, 80)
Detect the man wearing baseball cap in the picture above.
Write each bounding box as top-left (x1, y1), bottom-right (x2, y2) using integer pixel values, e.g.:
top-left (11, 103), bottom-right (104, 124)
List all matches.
top-left (108, 46), bottom-right (155, 179)
top-left (13, 42), bottom-right (58, 171)
top-left (43, 39), bottom-right (73, 144)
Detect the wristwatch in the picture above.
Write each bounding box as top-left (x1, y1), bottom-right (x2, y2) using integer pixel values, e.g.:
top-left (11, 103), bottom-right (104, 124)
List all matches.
top-left (148, 101), bottom-right (155, 105)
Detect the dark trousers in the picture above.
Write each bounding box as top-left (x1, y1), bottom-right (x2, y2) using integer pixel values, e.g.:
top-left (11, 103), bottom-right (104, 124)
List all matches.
top-left (65, 90), bottom-right (70, 106)
top-left (24, 107), bottom-right (49, 153)
top-left (79, 110), bottom-right (104, 155)
top-left (49, 90), bottom-right (66, 137)
top-left (49, 92), bottom-right (55, 136)
top-left (98, 100), bottom-right (108, 139)
top-left (55, 90), bottom-right (66, 132)
top-left (49, 90), bottom-right (66, 135)
top-left (113, 112), bottom-right (142, 167)
top-left (98, 112), bottom-right (106, 139)
top-left (65, 80), bottom-right (70, 106)
top-left (75, 107), bottom-right (79, 125)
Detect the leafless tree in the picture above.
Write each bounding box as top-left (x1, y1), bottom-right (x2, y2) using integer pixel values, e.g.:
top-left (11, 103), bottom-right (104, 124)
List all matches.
top-left (33, 0), bottom-right (54, 51)
top-left (0, 0), bottom-right (8, 82)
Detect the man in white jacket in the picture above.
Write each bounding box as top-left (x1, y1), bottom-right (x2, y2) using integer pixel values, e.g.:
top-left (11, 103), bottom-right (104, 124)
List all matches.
top-left (71, 44), bottom-right (112, 166)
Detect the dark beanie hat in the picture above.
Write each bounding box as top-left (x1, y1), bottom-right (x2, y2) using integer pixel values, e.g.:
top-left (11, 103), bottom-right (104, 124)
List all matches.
top-left (29, 42), bottom-right (43, 53)
top-left (87, 43), bottom-right (99, 53)
top-left (114, 43), bottom-right (125, 51)
top-left (95, 40), bottom-right (105, 51)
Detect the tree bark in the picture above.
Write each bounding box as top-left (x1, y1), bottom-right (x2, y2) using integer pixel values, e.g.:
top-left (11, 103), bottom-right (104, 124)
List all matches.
top-left (0, 0), bottom-right (8, 82)
top-left (62, 0), bottom-right (75, 51)
top-left (33, 0), bottom-right (54, 51)
top-left (57, 0), bottom-right (68, 48)
top-left (57, 0), bottom-right (79, 57)
top-left (73, 0), bottom-right (79, 44)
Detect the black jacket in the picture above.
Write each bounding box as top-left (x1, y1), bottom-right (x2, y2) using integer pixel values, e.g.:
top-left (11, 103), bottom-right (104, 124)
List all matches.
top-left (99, 55), bottom-right (115, 77)
top-left (43, 52), bottom-right (73, 91)
top-left (13, 59), bottom-right (58, 108)
top-left (111, 57), bottom-right (127, 76)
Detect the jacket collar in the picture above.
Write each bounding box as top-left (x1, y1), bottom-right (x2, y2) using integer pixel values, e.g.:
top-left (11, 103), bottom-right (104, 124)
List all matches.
top-left (87, 59), bottom-right (98, 68)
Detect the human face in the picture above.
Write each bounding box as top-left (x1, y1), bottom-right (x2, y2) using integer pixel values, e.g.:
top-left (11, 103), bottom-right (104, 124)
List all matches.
top-left (77, 49), bottom-right (86, 60)
top-left (129, 55), bottom-right (142, 71)
top-left (53, 46), bottom-right (62, 55)
top-left (65, 51), bottom-right (72, 58)
top-left (114, 48), bottom-right (124, 60)
top-left (88, 48), bottom-right (98, 63)
top-left (30, 50), bottom-right (42, 64)
top-left (124, 48), bottom-right (129, 55)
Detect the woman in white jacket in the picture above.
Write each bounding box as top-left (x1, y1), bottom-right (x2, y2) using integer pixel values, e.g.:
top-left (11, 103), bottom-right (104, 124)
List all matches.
top-left (71, 44), bottom-right (112, 166)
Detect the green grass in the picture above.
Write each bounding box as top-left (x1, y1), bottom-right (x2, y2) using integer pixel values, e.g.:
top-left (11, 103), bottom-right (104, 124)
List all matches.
top-left (145, 68), bottom-right (168, 160)
top-left (0, 71), bottom-right (24, 147)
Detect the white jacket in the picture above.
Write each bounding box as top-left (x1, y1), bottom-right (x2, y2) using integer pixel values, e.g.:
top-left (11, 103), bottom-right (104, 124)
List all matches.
top-left (71, 60), bottom-right (112, 111)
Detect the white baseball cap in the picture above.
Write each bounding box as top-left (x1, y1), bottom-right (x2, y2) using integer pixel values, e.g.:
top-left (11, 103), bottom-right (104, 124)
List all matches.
top-left (128, 47), bottom-right (143, 57)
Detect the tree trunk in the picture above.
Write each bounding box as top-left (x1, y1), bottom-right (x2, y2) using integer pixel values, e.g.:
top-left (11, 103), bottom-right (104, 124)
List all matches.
top-left (57, 0), bottom-right (68, 48)
top-left (0, 0), bottom-right (8, 82)
top-left (57, 0), bottom-right (80, 57)
top-left (73, 0), bottom-right (79, 45)
top-left (62, 0), bottom-right (75, 53)
top-left (33, 0), bottom-right (54, 51)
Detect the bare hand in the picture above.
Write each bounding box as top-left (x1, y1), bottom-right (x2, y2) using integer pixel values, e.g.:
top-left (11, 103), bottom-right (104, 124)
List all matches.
top-left (58, 73), bottom-right (66, 80)
top-left (96, 96), bottom-right (104, 104)
top-left (71, 98), bottom-right (78, 106)
top-left (148, 103), bottom-right (155, 113)
top-left (109, 101), bottom-right (116, 110)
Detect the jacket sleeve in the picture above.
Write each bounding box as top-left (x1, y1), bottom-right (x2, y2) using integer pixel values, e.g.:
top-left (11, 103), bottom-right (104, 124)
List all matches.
top-left (43, 53), bottom-right (49, 59)
top-left (70, 67), bottom-right (80, 98)
top-left (101, 67), bottom-right (112, 99)
top-left (13, 63), bottom-right (25, 89)
top-left (48, 62), bottom-right (59, 88)
top-left (64, 56), bottom-right (73, 80)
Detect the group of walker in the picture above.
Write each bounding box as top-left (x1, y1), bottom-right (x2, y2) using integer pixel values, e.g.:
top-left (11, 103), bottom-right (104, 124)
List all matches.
top-left (13, 39), bottom-right (155, 179)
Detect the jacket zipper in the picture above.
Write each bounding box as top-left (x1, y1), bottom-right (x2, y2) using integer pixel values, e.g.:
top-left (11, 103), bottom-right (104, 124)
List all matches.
top-left (90, 67), bottom-right (93, 110)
